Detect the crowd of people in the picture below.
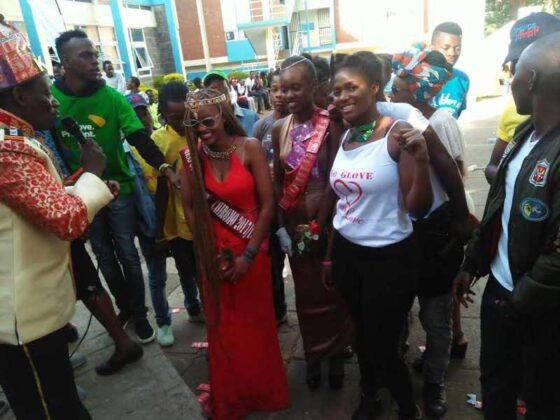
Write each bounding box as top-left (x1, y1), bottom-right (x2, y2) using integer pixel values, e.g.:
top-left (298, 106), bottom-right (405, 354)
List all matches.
top-left (1, 9), bottom-right (560, 420)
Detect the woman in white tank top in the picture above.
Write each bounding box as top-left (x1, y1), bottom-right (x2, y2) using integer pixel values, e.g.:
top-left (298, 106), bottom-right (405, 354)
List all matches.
top-left (326, 52), bottom-right (433, 420)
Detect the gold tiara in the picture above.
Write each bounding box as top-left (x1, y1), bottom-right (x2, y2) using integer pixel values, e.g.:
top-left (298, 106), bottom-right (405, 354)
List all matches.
top-left (185, 92), bottom-right (227, 114)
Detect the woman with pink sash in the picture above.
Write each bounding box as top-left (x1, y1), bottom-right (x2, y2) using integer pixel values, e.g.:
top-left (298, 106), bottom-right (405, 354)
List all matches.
top-left (272, 56), bottom-right (353, 390)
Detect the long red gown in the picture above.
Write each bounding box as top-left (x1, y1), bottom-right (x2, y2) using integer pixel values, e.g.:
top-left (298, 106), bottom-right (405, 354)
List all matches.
top-left (202, 151), bottom-right (290, 420)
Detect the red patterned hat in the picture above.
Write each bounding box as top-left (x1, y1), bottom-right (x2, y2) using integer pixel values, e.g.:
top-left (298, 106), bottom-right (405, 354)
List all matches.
top-left (0, 14), bottom-right (44, 91)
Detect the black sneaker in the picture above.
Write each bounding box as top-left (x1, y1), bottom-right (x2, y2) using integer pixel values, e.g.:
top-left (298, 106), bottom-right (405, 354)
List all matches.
top-left (398, 404), bottom-right (423, 420)
top-left (187, 306), bottom-right (205, 324)
top-left (423, 382), bottom-right (447, 418)
top-left (134, 318), bottom-right (155, 344)
top-left (0, 401), bottom-right (9, 416)
top-left (117, 311), bottom-right (131, 328)
top-left (352, 392), bottom-right (382, 420)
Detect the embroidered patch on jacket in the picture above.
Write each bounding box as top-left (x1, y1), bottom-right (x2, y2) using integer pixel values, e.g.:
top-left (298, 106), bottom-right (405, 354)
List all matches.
top-left (529, 159), bottom-right (549, 187)
top-left (520, 198), bottom-right (549, 222)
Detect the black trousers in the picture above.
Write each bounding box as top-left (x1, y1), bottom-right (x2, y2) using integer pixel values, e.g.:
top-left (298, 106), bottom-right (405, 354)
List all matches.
top-left (0, 328), bottom-right (91, 420)
top-left (481, 276), bottom-right (560, 420)
top-left (332, 232), bottom-right (417, 416)
top-left (480, 276), bottom-right (521, 420)
top-left (269, 234), bottom-right (287, 320)
top-left (71, 239), bottom-right (104, 301)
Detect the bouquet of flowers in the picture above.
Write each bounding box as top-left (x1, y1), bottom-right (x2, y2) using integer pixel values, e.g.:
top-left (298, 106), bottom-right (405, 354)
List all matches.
top-left (295, 220), bottom-right (321, 254)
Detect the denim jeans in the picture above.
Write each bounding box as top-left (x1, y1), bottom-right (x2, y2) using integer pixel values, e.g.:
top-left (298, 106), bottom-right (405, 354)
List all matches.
top-left (168, 238), bottom-right (201, 316)
top-left (138, 233), bottom-right (170, 327)
top-left (139, 235), bottom-right (201, 326)
top-left (89, 194), bottom-right (147, 320)
top-left (418, 293), bottom-right (453, 383)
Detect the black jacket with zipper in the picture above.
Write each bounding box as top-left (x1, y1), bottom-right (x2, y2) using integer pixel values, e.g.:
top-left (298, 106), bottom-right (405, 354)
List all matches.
top-left (462, 119), bottom-right (560, 316)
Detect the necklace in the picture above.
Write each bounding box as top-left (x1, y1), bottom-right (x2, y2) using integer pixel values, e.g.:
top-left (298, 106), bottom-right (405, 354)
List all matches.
top-left (349, 120), bottom-right (377, 143)
top-left (202, 142), bottom-right (237, 160)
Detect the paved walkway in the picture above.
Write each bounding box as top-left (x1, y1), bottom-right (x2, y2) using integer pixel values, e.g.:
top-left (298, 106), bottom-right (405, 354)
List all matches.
top-left (1, 285), bottom-right (203, 420)
top-left (0, 97), bottom-right (512, 419)
top-left (162, 97), bottom-right (508, 419)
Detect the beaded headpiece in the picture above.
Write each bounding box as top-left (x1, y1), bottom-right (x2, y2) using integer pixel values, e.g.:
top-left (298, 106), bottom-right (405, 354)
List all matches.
top-left (183, 89), bottom-right (228, 127)
top-left (185, 91), bottom-right (227, 115)
top-left (0, 14), bottom-right (44, 91)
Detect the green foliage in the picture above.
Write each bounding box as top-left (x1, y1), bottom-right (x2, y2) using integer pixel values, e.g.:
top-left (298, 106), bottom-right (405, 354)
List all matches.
top-left (228, 70), bottom-right (249, 80)
top-left (153, 73), bottom-right (185, 89)
top-left (486, 0), bottom-right (560, 35)
top-left (153, 75), bottom-right (165, 89)
top-left (162, 73), bottom-right (185, 83)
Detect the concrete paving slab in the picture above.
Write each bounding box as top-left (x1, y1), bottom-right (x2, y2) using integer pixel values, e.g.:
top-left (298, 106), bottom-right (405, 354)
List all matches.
top-left (0, 97), bottom-right (504, 420)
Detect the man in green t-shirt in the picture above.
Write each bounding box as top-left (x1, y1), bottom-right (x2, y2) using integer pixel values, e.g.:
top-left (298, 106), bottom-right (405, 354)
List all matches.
top-left (52, 30), bottom-right (179, 344)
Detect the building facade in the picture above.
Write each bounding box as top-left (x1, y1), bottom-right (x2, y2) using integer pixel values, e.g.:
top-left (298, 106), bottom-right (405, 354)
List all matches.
top-left (2, 0), bottom-right (185, 83)
top-left (177, 0), bottom-right (485, 82)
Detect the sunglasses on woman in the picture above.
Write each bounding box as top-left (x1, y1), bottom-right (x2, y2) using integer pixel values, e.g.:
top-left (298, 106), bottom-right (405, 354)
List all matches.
top-left (184, 111), bottom-right (221, 128)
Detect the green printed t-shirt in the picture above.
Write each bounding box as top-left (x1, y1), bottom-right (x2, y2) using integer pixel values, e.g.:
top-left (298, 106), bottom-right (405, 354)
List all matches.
top-left (52, 84), bottom-right (144, 195)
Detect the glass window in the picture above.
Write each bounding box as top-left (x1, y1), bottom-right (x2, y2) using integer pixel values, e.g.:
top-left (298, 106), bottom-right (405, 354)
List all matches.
top-left (130, 28), bottom-right (144, 43)
top-left (83, 26), bottom-right (100, 43)
top-left (102, 45), bottom-right (119, 61)
top-left (99, 26), bottom-right (116, 43)
top-left (129, 28), bottom-right (152, 73)
top-left (134, 47), bottom-right (152, 68)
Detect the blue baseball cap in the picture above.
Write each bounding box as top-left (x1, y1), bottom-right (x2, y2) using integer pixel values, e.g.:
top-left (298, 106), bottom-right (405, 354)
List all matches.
top-left (126, 93), bottom-right (149, 109)
top-left (504, 12), bottom-right (560, 64)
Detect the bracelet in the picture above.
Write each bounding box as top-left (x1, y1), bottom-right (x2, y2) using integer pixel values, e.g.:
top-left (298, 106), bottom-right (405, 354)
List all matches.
top-left (321, 260), bottom-right (332, 268)
top-left (243, 245), bottom-right (257, 259)
top-left (242, 246), bottom-right (257, 264)
top-left (159, 163), bottom-right (172, 174)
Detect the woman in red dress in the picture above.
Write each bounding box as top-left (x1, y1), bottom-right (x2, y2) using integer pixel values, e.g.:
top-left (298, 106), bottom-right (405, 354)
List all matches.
top-left (180, 89), bottom-right (289, 419)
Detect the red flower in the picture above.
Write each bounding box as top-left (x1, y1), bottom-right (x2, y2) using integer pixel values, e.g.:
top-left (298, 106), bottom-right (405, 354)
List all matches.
top-left (309, 220), bottom-right (321, 235)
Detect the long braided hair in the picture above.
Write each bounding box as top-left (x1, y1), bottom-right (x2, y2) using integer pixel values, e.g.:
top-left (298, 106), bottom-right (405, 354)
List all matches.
top-left (182, 89), bottom-right (245, 322)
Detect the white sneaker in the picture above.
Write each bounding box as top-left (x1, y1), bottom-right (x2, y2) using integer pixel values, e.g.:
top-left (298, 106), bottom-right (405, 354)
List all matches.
top-left (156, 325), bottom-right (175, 347)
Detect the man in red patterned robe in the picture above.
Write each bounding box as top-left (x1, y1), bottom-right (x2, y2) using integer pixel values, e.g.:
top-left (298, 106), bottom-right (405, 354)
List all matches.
top-left (0, 16), bottom-right (113, 419)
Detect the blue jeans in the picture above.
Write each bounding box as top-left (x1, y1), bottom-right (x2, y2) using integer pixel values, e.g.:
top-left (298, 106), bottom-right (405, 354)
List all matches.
top-left (138, 233), bottom-right (170, 327)
top-left (139, 236), bottom-right (201, 326)
top-left (418, 293), bottom-right (452, 383)
top-left (168, 238), bottom-right (201, 316)
top-left (89, 194), bottom-right (147, 320)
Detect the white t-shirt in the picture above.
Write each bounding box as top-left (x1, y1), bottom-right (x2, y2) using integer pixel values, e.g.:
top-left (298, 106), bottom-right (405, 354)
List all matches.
top-left (490, 133), bottom-right (539, 291)
top-left (429, 108), bottom-right (466, 163)
top-left (377, 102), bottom-right (453, 217)
top-left (330, 122), bottom-right (413, 247)
top-left (245, 77), bottom-right (255, 90)
top-left (103, 72), bottom-right (126, 94)
top-left (376, 101), bottom-right (430, 132)
top-left (422, 108), bottom-right (468, 216)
